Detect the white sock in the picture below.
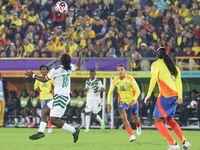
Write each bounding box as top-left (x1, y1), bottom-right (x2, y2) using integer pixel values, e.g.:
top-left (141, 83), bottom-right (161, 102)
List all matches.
top-left (14, 118), bottom-right (18, 123)
top-left (86, 115), bottom-right (90, 130)
top-left (37, 117), bottom-right (40, 124)
top-left (36, 109), bottom-right (42, 117)
top-left (95, 115), bottom-right (103, 123)
top-left (26, 117), bottom-right (30, 122)
top-left (22, 118), bottom-right (25, 122)
top-left (33, 117), bottom-right (36, 123)
top-left (81, 113), bottom-right (85, 125)
top-left (38, 122), bottom-right (47, 133)
top-left (61, 123), bottom-right (76, 133)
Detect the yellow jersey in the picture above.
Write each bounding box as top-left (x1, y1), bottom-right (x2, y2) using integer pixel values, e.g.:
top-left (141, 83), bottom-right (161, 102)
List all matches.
top-left (107, 75), bottom-right (141, 105)
top-left (11, 19), bottom-right (22, 26)
top-left (192, 46), bottom-right (200, 55)
top-left (147, 59), bottom-right (182, 99)
top-left (34, 77), bottom-right (54, 100)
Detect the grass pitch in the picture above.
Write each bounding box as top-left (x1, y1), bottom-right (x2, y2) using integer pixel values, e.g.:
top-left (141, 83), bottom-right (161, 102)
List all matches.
top-left (0, 128), bottom-right (199, 150)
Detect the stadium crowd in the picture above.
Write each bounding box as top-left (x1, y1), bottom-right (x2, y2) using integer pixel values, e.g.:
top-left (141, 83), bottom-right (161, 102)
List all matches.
top-left (0, 0), bottom-right (200, 70)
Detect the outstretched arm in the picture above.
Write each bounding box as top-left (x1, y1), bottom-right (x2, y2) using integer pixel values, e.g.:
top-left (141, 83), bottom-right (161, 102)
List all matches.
top-left (25, 70), bottom-right (47, 82)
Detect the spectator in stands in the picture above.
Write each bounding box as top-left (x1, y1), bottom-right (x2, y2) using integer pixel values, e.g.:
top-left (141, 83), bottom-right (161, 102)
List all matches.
top-left (92, 17), bottom-right (106, 39)
top-left (36, 24), bottom-right (47, 44)
top-left (33, 51), bottom-right (39, 58)
top-left (68, 38), bottom-right (78, 53)
top-left (178, 45), bottom-right (198, 71)
top-left (23, 38), bottom-right (34, 56)
top-left (21, 19), bottom-right (28, 34)
top-left (192, 40), bottom-right (200, 56)
top-left (20, 7), bottom-right (29, 20)
top-left (187, 31), bottom-right (198, 48)
top-left (32, 34), bottom-right (44, 48)
top-left (27, 8), bottom-right (39, 25)
top-left (4, 14), bottom-right (12, 28)
top-left (41, 52), bottom-right (47, 58)
top-left (24, 90), bottom-right (40, 127)
top-left (25, 25), bottom-right (36, 40)
top-left (117, 46), bottom-right (125, 57)
top-left (74, 23), bottom-right (84, 44)
top-left (11, 13), bottom-right (22, 26)
top-left (134, 31), bottom-right (146, 48)
top-left (47, 37), bottom-right (57, 53)
top-left (85, 24), bottom-right (95, 39)
top-left (17, 46), bottom-right (25, 58)
top-left (6, 28), bottom-right (15, 42)
top-left (161, 40), bottom-right (171, 57)
top-left (186, 9), bottom-right (200, 27)
top-left (94, 39), bottom-right (103, 54)
top-left (173, 46), bottom-right (184, 64)
top-left (116, 31), bottom-right (124, 46)
top-left (39, 0), bottom-right (55, 20)
top-left (179, 90), bottom-right (198, 126)
top-left (4, 90), bottom-right (18, 125)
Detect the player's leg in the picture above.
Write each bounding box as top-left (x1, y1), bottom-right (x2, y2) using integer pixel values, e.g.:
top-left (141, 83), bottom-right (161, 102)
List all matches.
top-left (130, 102), bottom-right (142, 135)
top-left (29, 103), bottom-right (51, 140)
top-left (93, 113), bottom-right (105, 129)
top-left (85, 112), bottom-right (91, 132)
top-left (13, 108), bottom-right (19, 127)
top-left (75, 108), bottom-right (81, 124)
top-left (92, 102), bottom-right (105, 129)
top-left (66, 108), bottom-right (74, 124)
top-left (19, 109), bottom-right (26, 125)
top-left (84, 104), bottom-right (92, 132)
top-left (80, 108), bottom-right (85, 128)
top-left (24, 107), bottom-right (32, 126)
top-left (153, 96), bottom-right (180, 149)
top-left (119, 109), bottom-right (136, 142)
top-left (50, 116), bottom-right (80, 143)
top-left (30, 108), bottom-right (37, 127)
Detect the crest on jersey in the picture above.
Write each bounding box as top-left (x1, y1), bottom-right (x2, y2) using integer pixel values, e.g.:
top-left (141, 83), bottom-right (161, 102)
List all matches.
top-left (125, 81), bottom-right (128, 84)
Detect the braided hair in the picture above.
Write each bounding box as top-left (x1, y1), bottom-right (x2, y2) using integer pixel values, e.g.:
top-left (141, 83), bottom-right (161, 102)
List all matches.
top-left (61, 54), bottom-right (71, 71)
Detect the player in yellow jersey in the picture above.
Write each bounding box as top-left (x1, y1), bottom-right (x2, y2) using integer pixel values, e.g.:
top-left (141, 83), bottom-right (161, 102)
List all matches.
top-left (144, 47), bottom-right (191, 150)
top-left (34, 65), bottom-right (54, 133)
top-left (107, 64), bottom-right (142, 142)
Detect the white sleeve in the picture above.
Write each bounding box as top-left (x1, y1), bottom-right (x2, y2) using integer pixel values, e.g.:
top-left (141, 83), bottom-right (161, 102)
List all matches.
top-left (98, 80), bottom-right (104, 89)
top-left (71, 64), bottom-right (77, 72)
top-left (47, 68), bottom-right (57, 80)
top-left (85, 81), bottom-right (88, 89)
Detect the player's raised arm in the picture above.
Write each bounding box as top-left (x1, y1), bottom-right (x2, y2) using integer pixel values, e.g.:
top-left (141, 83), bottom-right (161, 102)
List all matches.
top-left (76, 50), bottom-right (86, 69)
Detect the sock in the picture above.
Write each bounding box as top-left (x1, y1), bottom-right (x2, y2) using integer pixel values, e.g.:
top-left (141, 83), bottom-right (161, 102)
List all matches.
top-left (81, 113), bottom-right (85, 125)
top-left (61, 123), bottom-right (76, 133)
top-left (14, 118), bottom-right (18, 123)
top-left (22, 118), bottom-right (25, 122)
top-left (26, 117), bottom-right (30, 122)
top-left (95, 115), bottom-right (103, 123)
top-left (125, 126), bottom-right (134, 136)
top-left (155, 122), bottom-right (176, 145)
top-left (135, 122), bottom-right (141, 128)
top-left (48, 121), bottom-right (52, 129)
top-left (37, 117), bottom-right (40, 124)
top-left (33, 117), bottom-right (36, 123)
top-left (86, 115), bottom-right (90, 130)
top-left (38, 121), bottom-right (47, 133)
top-left (165, 118), bottom-right (186, 144)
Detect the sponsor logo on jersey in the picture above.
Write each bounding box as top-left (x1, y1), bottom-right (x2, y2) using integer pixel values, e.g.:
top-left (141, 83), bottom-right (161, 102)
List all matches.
top-left (120, 105), bottom-right (123, 107)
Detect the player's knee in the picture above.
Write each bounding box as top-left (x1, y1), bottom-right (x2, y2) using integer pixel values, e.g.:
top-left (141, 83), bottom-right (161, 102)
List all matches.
top-left (50, 117), bottom-right (56, 125)
top-left (120, 115), bottom-right (127, 121)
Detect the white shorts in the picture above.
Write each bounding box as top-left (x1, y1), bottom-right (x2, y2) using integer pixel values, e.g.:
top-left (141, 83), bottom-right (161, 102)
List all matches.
top-left (47, 94), bottom-right (70, 118)
top-left (85, 102), bottom-right (102, 114)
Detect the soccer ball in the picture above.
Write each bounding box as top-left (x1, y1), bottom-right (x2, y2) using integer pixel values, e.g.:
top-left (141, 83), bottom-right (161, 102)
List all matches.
top-left (55, 1), bottom-right (68, 13)
top-left (190, 100), bottom-right (198, 108)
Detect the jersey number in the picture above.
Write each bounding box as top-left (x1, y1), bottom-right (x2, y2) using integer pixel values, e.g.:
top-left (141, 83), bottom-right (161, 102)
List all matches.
top-left (120, 86), bottom-right (125, 91)
top-left (62, 74), bottom-right (70, 88)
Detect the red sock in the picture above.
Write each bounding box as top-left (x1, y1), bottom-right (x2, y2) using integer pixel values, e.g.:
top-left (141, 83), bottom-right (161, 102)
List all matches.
top-left (155, 122), bottom-right (176, 145)
top-left (125, 126), bottom-right (134, 136)
top-left (48, 121), bottom-right (52, 129)
top-left (135, 122), bottom-right (141, 128)
top-left (165, 118), bottom-right (186, 144)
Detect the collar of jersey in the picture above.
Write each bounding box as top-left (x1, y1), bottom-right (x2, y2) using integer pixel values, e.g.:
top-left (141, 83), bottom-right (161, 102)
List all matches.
top-left (90, 78), bottom-right (96, 82)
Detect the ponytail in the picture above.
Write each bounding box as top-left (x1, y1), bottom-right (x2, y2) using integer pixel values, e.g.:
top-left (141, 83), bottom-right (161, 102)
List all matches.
top-left (61, 54), bottom-right (71, 71)
top-left (156, 47), bottom-right (178, 78)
